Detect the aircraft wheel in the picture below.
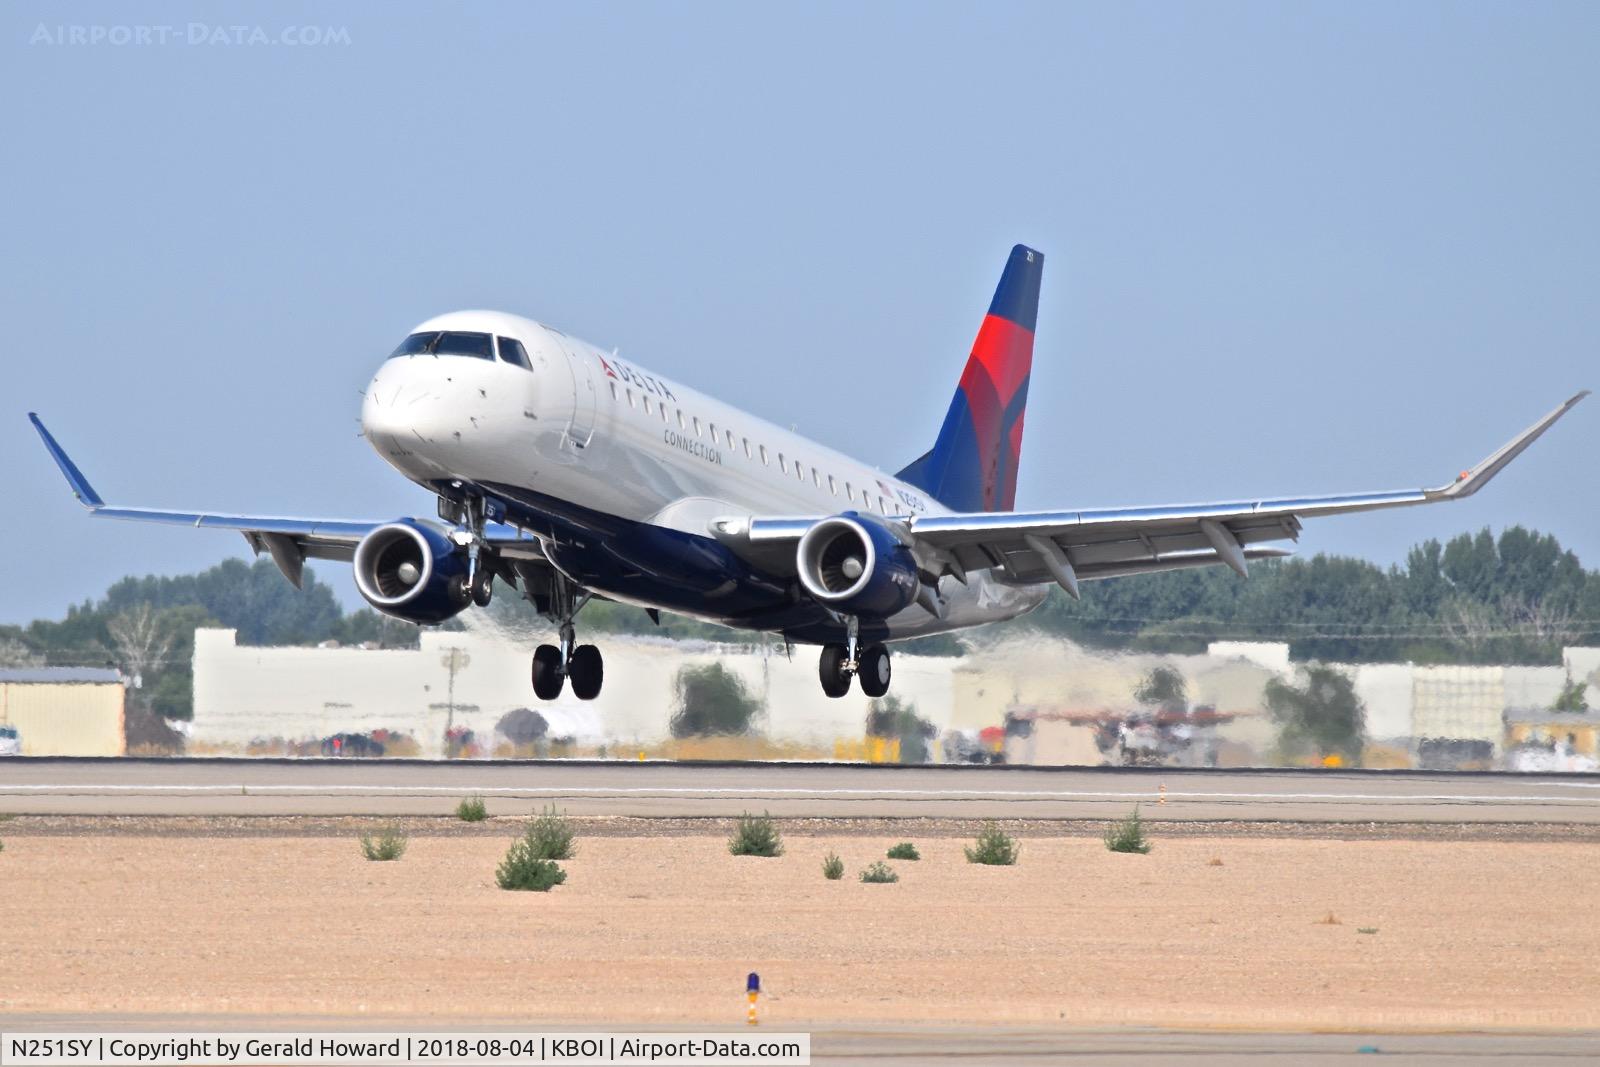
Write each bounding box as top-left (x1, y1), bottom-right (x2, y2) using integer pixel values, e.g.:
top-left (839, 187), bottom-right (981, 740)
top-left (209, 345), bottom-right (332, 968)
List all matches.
top-left (470, 566), bottom-right (494, 607)
top-left (819, 643), bottom-right (852, 698)
top-left (532, 644), bottom-right (564, 700)
top-left (859, 644), bottom-right (891, 698)
top-left (569, 644), bottom-right (604, 701)
top-left (448, 573), bottom-right (472, 607)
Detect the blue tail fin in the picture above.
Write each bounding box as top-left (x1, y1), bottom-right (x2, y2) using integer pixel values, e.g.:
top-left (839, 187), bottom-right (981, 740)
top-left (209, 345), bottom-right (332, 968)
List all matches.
top-left (897, 244), bottom-right (1043, 513)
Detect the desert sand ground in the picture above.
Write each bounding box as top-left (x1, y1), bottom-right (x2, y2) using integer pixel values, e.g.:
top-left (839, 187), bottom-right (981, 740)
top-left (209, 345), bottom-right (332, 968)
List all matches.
top-left (2, 820), bottom-right (1598, 1032)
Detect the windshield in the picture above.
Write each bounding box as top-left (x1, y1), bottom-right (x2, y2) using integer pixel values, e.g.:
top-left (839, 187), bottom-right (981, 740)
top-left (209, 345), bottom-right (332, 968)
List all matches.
top-left (389, 331), bottom-right (495, 360)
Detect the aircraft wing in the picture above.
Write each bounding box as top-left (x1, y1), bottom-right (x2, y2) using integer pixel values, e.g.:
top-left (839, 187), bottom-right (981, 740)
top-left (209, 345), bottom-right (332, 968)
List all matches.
top-left (738, 391), bottom-right (1588, 596)
top-left (29, 413), bottom-right (546, 589)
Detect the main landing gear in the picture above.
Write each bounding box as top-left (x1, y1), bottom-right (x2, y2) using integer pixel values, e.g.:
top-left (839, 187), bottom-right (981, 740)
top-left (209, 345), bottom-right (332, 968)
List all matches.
top-left (817, 617), bottom-right (891, 699)
top-left (527, 568), bottom-right (604, 702)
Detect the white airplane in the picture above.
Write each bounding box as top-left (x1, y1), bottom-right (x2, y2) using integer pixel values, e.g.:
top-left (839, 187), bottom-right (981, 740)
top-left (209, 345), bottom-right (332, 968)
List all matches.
top-left (31, 246), bottom-right (1587, 701)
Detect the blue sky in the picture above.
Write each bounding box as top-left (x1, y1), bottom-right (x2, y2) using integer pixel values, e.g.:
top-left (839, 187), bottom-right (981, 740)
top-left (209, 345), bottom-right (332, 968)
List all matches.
top-left (3, 2), bottom-right (1596, 624)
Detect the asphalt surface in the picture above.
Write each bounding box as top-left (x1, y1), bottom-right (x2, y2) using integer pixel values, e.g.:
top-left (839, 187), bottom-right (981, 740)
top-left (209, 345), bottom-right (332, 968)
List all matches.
top-left (3, 758), bottom-right (1599, 821)
top-left (1, 1017), bottom-right (1595, 1065)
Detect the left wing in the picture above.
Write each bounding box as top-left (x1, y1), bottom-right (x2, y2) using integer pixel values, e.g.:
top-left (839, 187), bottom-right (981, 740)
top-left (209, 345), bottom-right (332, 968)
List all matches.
top-left (733, 391), bottom-right (1587, 597)
top-left (29, 414), bottom-right (546, 589)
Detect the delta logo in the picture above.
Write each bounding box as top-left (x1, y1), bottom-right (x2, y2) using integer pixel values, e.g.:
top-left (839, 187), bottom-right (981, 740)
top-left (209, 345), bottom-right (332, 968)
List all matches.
top-left (598, 354), bottom-right (677, 402)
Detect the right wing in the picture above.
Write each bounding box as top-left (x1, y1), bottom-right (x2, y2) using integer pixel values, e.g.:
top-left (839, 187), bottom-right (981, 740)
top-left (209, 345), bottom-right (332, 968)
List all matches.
top-left (30, 413), bottom-right (547, 589)
top-left (906, 390), bottom-right (1589, 594)
top-left (730, 391), bottom-right (1587, 596)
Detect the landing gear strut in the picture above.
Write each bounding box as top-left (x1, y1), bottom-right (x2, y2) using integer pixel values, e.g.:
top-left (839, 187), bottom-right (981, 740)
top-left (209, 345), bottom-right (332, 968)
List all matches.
top-left (445, 493), bottom-right (498, 608)
top-left (816, 617), bottom-right (891, 699)
top-left (525, 567), bottom-right (603, 702)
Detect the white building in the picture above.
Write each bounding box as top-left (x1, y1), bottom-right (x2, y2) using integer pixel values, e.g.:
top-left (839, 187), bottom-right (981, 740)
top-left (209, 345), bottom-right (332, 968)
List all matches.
top-left (189, 627), bottom-right (1600, 765)
top-left (191, 628), bottom-right (957, 756)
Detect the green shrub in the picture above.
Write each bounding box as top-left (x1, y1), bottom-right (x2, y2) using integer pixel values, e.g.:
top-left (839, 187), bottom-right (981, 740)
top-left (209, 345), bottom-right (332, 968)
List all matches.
top-left (496, 839), bottom-right (567, 891)
top-left (859, 861), bottom-right (899, 884)
top-left (1104, 805), bottom-right (1152, 854)
top-left (886, 842), bottom-right (920, 861)
top-left (728, 811), bottom-right (784, 857)
top-left (456, 796), bottom-right (488, 822)
top-left (964, 822), bottom-right (1019, 866)
top-left (525, 805), bottom-right (577, 860)
top-left (822, 852), bottom-right (844, 880)
top-left (359, 823), bottom-right (408, 861)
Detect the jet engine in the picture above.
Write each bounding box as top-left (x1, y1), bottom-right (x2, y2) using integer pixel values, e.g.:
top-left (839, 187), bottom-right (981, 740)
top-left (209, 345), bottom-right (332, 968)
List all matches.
top-left (352, 520), bottom-right (471, 625)
top-left (795, 512), bottom-right (920, 618)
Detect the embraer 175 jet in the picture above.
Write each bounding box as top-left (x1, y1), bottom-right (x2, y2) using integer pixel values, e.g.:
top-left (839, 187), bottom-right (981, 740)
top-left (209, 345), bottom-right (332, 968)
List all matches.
top-left (31, 246), bottom-right (1587, 701)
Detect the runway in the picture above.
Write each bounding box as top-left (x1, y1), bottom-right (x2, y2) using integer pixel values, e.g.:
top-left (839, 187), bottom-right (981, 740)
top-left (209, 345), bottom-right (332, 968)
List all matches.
top-left (3, 758), bottom-right (1599, 821)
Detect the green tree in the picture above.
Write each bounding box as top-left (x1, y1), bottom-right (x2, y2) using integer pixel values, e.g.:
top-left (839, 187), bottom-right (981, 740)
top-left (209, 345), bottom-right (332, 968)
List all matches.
top-left (866, 694), bottom-right (936, 764)
top-left (1552, 678), bottom-right (1589, 714)
top-left (1133, 665), bottom-right (1188, 713)
top-left (1264, 664), bottom-right (1366, 765)
top-left (669, 662), bottom-right (762, 737)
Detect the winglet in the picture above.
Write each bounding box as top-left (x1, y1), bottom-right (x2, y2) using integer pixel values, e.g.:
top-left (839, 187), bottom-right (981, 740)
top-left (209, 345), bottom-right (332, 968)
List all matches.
top-left (1428, 390), bottom-right (1589, 500)
top-left (28, 414), bottom-right (105, 509)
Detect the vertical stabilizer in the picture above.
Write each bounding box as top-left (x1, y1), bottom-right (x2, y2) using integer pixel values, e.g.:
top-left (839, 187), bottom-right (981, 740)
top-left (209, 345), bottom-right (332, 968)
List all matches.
top-left (896, 244), bottom-right (1042, 512)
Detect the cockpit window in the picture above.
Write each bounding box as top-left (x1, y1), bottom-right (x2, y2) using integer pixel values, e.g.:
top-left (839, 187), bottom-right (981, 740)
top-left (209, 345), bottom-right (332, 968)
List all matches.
top-left (389, 331), bottom-right (495, 360)
top-left (497, 336), bottom-right (532, 370)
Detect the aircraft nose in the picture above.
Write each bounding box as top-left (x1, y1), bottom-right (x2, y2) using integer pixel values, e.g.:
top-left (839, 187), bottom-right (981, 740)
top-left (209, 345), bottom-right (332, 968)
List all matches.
top-left (361, 360), bottom-right (448, 444)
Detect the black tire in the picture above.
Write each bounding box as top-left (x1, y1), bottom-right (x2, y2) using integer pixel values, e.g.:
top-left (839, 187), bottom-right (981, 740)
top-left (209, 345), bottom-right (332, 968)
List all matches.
top-left (819, 643), bottom-right (852, 698)
top-left (532, 644), bottom-right (564, 700)
top-left (569, 644), bottom-right (604, 701)
top-left (448, 573), bottom-right (472, 607)
top-left (470, 566), bottom-right (494, 607)
top-left (859, 644), bottom-right (891, 698)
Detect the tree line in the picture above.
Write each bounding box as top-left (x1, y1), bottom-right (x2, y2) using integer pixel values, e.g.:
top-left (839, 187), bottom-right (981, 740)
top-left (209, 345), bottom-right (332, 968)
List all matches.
top-left (0, 558), bottom-right (419, 720)
top-left (1025, 525), bottom-right (1600, 665)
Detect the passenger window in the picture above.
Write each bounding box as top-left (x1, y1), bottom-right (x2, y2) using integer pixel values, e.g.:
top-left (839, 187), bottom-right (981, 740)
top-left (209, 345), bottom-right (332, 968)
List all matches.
top-left (742, 437), bottom-right (751, 458)
top-left (609, 382), bottom-right (618, 401)
top-left (828, 475), bottom-right (837, 495)
top-left (693, 416), bottom-right (702, 437)
top-left (880, 496), bottom-right (890, 513)
top-left (777, 453), bottom-right (786, 473)
top-left (497, 336), bottom-right (532, 369)
top-left (726, 429), bottom-right (735, 449)
top-left (844, 482), bottom-right (853, 500)
top-left (759, 445), bottom-right (768, 465)
top-left (795, 464), bottom-right (804, 481)
top-left (812, 467), bottom-right (820, 486)
top-left (643, 396), bottom-right (652, 415)
top-left (677, 409), bottom-right (685, 429)
top-left (660, 405), bottom-right (668, 423)
top-left (626, 389), bottom-right (635, 408)
top-left (708, 422), bottom-right (717, 440)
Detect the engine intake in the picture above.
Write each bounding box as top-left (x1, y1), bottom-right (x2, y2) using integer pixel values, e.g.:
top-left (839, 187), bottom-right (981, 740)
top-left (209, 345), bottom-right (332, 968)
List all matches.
top-left (796, 513), bottom-right (919, 618)
top-left (352, 520), bottom-right (471, 625)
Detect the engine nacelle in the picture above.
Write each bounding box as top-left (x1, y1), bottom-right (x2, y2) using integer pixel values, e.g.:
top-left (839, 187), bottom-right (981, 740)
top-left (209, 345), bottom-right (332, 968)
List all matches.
top-left (795, 512), bottom-right (920, 618)
top-left (352, 520), bottom-right (471, 625)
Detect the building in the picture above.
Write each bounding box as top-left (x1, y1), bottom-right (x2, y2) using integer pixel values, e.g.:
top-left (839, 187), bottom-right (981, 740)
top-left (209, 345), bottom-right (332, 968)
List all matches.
top-left (191, 627), bottom-right (958, 757)
top-left (0, 668), bottom-right (126, 756)
top-left (188, 625), bottom-right (1600, 768)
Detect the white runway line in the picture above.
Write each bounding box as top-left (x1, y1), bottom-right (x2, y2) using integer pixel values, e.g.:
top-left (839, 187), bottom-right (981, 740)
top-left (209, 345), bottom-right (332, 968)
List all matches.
top-left (2, 783), bottom-right (1596, 804)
